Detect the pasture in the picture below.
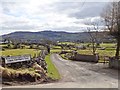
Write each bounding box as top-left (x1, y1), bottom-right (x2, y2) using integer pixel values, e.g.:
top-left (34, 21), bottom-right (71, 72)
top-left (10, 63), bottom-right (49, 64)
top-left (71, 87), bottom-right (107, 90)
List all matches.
top-left (77, 43), bottom-right (116, 57)
top-left (58, 43), bottom-right (117, 63)
top-left (0, 42), bottom-right (117, 80)
top-left (1, 49), bottom-right (41, 58)
top-left (0, 44), bottom-right (60, 80)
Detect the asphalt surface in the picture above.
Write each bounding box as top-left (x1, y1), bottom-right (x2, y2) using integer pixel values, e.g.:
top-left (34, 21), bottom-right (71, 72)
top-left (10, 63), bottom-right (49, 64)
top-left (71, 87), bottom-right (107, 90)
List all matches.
top-left (3, 54), bottom-right (118, 88)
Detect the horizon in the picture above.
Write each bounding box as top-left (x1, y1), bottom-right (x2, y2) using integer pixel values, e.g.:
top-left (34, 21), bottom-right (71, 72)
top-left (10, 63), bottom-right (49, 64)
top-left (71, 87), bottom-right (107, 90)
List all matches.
top-left (1, 29), bottom-right (108, 36)
top-left (1, 30), bottom-right (82, 36)
top-left (0, 30), bottom-right (83, 36)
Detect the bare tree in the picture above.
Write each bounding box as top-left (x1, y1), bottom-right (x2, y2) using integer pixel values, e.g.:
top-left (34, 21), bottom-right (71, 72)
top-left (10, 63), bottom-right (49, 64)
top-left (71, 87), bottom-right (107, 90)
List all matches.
top-left (101, 2), bottom-right (120, 58)
top-left (86, 22), bottom-right (100, 55)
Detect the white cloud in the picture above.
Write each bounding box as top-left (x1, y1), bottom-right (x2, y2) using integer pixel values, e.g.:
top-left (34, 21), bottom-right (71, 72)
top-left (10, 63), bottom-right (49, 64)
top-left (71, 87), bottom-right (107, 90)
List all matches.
top-left (0, 0), bottom-right (107, 35)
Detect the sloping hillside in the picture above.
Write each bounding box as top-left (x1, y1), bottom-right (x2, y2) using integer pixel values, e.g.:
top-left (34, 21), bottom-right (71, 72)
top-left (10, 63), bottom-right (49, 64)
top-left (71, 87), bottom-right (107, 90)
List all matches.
top-left (1, 31), bottom-right (113, 43)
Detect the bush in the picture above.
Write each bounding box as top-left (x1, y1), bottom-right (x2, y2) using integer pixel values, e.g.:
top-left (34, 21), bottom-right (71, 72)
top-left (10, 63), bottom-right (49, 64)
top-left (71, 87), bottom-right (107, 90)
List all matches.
top-left (2, 48), bottom-right (5, 51)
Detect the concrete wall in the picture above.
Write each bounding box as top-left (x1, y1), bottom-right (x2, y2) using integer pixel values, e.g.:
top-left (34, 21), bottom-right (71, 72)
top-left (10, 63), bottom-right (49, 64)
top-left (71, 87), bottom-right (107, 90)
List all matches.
top-left (109, 59), bottom-right (120, 69)
top-left (73, 54), bottom-right (98, 63)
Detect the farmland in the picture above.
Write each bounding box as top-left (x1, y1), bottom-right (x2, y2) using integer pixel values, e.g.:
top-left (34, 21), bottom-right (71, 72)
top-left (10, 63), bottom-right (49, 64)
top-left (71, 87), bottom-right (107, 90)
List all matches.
top-left (0, 44), bottom-right (48, 85)
top-left (0, 43), bottom-right (61, 83)
top-left (57, 43), bottom-right (117, 63)
top-left (1, 43), bottom-right (117, 62)
top-left (1, 49), bottom-right (40, 58)
top-left (0, 42), bottom-right (118, 84)
top-left (52, 43), bottom-right (116, 56)
top-left (78, 43), bottom-right (116, 57)
top-left (0, 1), bottom-right (119, 88)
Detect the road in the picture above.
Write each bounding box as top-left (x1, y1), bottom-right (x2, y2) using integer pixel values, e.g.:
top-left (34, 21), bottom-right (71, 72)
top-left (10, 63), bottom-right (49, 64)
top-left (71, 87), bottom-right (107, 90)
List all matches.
top-left (3, 54), bottom-right (118, 88)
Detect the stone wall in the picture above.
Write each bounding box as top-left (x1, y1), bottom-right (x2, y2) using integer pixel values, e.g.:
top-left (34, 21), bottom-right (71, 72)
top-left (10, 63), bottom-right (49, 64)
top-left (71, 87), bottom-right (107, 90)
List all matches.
top-left (109, 58), bottom-right (120, 69)
top-left (1, 50), bottom-right (48, 69)
top-left (72, 54), bottom-right (99, 63)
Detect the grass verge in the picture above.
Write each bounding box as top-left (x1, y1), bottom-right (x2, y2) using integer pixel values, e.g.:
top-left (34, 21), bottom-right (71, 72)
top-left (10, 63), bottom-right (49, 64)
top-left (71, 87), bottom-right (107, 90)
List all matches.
top-left (45, 54), bottom-right (60, 80)
top-left (60, 54), bottom-right (69, 60)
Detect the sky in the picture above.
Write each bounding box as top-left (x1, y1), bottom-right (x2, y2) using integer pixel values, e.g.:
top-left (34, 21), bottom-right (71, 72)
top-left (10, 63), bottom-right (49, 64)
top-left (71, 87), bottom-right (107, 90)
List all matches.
top-left (0, 0), bottom-right (113, 35)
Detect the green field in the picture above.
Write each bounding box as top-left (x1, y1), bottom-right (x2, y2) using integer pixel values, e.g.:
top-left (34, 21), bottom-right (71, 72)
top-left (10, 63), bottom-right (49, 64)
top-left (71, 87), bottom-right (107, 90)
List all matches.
top-left (45, 54), bottom-right (60, 80)
top-left (58, 42), bottom-right (75, 45)
top-left (100, 43), bottom-right (116, 48)
top-left (0, 44), bottom-right (7, 47)
top-left (0, 43), bottom-right (61, 79)
top-left (51, 49), bottom-right (62, 53)
top-left (1, 49), bottom-right (41, 58)
top-left (0, 45), bottom-right (61, 80)
top-left (77, 49), bottom-right (116, 57)
top-left (59, 43), bottom-right (116, 57)
top-left (58, 43), bottom-right (118, 63)
top-left (77, 43), bottom-right (116, 57)
top-left (0, 42), bottom-right (117, 79)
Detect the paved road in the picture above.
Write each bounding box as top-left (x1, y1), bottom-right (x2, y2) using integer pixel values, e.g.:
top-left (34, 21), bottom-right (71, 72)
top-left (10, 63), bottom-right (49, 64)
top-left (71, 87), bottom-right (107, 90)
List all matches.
top-left (3, 54), bottom-right (118, 88)
top-left (50, 54), bottom-right (118, 88)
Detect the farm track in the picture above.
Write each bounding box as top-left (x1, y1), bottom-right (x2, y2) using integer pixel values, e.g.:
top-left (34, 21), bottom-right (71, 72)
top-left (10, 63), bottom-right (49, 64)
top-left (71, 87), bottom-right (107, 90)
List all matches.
top-left (3, 54), bottom-right (118, 88)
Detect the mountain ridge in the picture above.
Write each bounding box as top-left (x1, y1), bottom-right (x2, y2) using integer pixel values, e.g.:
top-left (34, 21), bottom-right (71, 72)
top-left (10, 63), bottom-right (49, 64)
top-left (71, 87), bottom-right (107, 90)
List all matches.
top-left (1, 31), bottom-right (112, 43)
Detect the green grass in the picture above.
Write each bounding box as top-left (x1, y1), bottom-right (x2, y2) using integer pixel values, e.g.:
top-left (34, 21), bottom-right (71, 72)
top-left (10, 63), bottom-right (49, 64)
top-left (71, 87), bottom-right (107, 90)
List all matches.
top-left (96, 50), bottom-right (115, 57)
top-left (1, 49), bottom-right (41, 58)
top-left (0, 44), bottom-right (14, 49)
top-left (58, 43), bottom-right (116, 63)
top-left (60, 54), bottom-right (69, 60)
top-left (58, 42), bottom-right (75, 45)
top-left (0, 44), bottom-right (7, 47)
top-left (77, 49), bottom-right (116, 63)
top-left (77, 43), bottom-right (116, 57)
top-left (57, 42), bottom-right (117, 63)
top-left (45, 54), bottom-right (60, 80)
top-left (52, 46), bottom-right (61, 49)
top-left (60, 49), bottom-right (115, 63)
top-left (100, 43), bottom-right (116, 48)
top-left (0, 44), bottom-right (45, 49)
top-left (77, 49), bottom-right (115, 57)
top-left (51, 49), bottom-right (62, 53)
top-left (77, 50), bottom-right (93, 55)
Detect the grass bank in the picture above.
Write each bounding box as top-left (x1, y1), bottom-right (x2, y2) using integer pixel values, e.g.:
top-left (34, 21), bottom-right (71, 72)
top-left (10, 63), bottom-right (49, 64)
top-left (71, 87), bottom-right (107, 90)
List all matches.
top-left (45, 54), bottom-right (60, 80)
top-left (0, 66), bottom-right (41, 81)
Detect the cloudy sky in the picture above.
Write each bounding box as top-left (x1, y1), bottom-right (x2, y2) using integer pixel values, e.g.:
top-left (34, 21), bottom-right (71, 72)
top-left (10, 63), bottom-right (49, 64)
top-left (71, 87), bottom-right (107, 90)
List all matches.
top-left (0, 0), bottom-right (111, 35)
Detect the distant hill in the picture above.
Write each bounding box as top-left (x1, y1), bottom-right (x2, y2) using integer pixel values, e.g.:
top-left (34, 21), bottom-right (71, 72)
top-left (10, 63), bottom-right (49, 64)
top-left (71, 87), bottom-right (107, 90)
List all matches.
top-left (1, 31), bottom-right (114, 43)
